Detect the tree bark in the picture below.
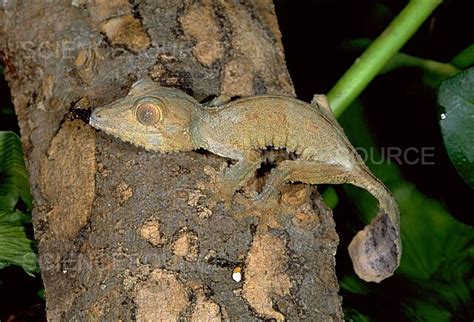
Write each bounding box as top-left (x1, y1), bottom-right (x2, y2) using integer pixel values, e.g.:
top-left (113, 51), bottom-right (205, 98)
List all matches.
top-left (1, 0), bottom-right (342, 320)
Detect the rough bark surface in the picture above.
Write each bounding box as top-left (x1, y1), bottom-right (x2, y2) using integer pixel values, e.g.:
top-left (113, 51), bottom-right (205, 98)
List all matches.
top-left (1, 0), bottom-right (342, 320)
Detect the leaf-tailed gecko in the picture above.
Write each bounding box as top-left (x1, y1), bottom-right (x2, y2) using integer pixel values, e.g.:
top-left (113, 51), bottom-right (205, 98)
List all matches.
top-left (89, 79), bottom-right (401, 283)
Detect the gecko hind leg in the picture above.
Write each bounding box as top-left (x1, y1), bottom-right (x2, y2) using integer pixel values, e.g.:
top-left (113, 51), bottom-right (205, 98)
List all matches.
top-left (256, 160), bottom-right (352, 204)
top-left (254, 160), bottom-right (400, 282)
top-left (233, 160), bottom-right (351, 221)
top-left (205, 150), bottom-right (262, 208)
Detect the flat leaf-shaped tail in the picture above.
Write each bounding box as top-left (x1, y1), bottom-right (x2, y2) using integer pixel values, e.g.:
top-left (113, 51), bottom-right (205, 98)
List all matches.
top-left (348, 165), bottom-right (402, 283)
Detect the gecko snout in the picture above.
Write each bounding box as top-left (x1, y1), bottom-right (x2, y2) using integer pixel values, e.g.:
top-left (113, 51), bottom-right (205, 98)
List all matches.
top-left (89, 108), bottom-right (104, 128)
top-left (92, 109), bottom-right (102, 119)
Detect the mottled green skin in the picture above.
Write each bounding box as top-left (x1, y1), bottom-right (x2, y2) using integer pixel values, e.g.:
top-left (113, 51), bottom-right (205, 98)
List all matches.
top-left (90, 79), bottom-right (401, 283)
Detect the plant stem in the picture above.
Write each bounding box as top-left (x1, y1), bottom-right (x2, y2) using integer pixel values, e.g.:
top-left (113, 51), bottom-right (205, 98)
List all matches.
top-left (328, 0), bottom-right (442, 117)
top-left (381, 53), bottom-right (459, 77)
top-left (341, 37), bottom-right (459, 83)
top-left (450, 43), bottom-right (474, 69)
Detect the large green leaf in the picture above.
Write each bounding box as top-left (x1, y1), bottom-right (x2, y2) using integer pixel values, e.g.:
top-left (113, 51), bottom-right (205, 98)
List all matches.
top-left (437, 67), bottom-right (474, 188)
top-left (0, 131), bottom-right (32, 210)
top-left (0, 131), bottom-right (38, 275)
top-left (0, 209), bottom-right (39, 275)
top-left (338, 101), bottom-right (474, 321)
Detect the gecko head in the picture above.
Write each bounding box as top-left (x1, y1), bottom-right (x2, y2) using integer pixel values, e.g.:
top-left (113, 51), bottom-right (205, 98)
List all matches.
top-left (90, 80), bottom-right (200, 152)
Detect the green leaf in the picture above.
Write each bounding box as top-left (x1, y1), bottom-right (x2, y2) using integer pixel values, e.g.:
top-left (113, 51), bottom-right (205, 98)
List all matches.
top-left (437, 67), bottom-right (474, 188)
top-left (321, 186), bottom-right (339, 209)
top-left (0, 131), bottom-right (32, 210)
top-left (343, 308), bottom-right (372, 322)
top-left (403, 300), bottom-right (452, 322)
top-left (0, 131), bottom-right (38, 275)
top-left (37, 288), bottom-right (45, 300)
top-left (395, 185), bottom-right (474, 282)
top-left (0, 209), bottom-right (39, 275)
top-left (340, 275), bottom-right (370, 295)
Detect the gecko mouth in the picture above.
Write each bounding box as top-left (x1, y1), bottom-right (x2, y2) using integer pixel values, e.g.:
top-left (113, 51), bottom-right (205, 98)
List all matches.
top-left (89, 108), bottom-right (110, 130)
top-left (89, 112), bottom-right (163, 152)
top-left (89, 116), bottom-right (101, 129)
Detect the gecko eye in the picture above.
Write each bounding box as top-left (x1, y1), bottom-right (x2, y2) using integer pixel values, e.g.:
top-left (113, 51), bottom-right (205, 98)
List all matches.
top-left (135, 101), bottom-right (163, 125)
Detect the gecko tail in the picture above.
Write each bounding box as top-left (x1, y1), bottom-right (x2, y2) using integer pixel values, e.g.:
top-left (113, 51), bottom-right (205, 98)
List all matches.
top-left (347, 166), bottom-right (402, 283)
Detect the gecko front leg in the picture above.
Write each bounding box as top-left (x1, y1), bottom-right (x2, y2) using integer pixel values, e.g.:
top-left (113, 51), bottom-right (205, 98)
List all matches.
top-left (203, 94), bottom-right (232, 108)
top-left (203, 150), bottom-right (262, 208)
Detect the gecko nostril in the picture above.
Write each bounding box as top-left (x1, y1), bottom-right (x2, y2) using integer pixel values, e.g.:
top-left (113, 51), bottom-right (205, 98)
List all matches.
top-left (95, 112), bottom-right (102, 118)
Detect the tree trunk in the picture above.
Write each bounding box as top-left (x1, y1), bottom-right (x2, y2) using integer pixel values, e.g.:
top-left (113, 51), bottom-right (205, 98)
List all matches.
top-left (1, 0), bottom-right (342, 320)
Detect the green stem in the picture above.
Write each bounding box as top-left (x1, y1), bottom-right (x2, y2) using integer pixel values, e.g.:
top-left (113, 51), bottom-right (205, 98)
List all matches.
top-left (450, 43), bottom-right (474, 69)
top-left (328, 0), bottom-right (442, 117)
top-left (342, 37), bottom-right (459, 81)
top-left (382, 53), bottom-right (459, 76)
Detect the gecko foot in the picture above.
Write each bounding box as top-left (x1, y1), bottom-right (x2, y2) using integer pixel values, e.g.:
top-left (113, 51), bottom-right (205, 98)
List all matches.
top-left (233, 192), bottom-right (280, 216)
top-left (200, 165), bottom-right (237, 209)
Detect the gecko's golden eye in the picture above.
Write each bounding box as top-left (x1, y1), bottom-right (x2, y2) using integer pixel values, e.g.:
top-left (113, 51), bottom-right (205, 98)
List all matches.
top-left (136, 102), bottom-right (163, 125)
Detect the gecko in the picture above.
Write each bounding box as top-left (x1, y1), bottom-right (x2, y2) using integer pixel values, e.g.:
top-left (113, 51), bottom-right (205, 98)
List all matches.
top-left (89, 79), bottom-right (401, 283)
